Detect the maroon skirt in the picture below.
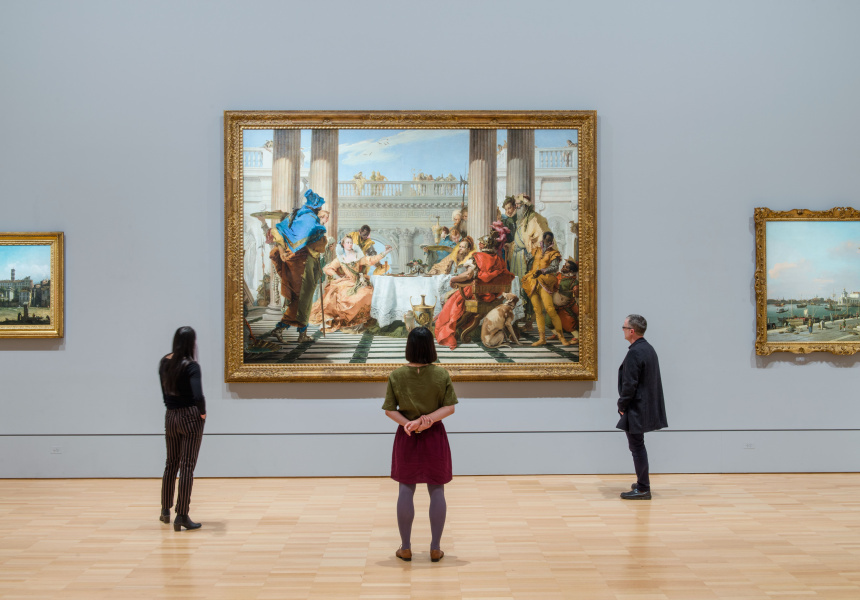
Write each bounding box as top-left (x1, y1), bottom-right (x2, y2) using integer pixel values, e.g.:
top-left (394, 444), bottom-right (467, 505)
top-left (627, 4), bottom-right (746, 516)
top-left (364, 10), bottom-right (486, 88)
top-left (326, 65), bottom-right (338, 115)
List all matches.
top-left (390, 421), bottom-right (452, 485)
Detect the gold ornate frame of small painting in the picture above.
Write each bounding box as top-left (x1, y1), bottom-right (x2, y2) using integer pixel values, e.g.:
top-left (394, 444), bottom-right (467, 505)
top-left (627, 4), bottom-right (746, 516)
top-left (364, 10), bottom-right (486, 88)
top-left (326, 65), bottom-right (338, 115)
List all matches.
top-left (0, 232), bottom-right (64, 339)
top-left (225, 111), bottom-right (596, 381)
top-left (755, 207), bottom-right (860, 355)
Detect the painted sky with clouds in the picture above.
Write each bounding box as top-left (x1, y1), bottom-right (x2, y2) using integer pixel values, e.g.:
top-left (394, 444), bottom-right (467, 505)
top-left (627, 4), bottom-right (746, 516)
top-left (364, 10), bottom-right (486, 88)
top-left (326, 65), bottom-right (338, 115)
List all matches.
top-left (243, 129), bottom-right (577, 182)
top-left (0, 246), bottom-right (52, 282)
top-left (766, 221), bottom-right (860, 299)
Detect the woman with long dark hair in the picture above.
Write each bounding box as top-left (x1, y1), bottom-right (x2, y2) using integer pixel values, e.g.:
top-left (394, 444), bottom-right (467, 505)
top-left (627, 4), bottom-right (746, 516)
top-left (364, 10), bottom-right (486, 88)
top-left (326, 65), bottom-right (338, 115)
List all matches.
top-left (158, 326), bottom-right (206, 531)
top-left (382, 327), bottom-right (458, 562)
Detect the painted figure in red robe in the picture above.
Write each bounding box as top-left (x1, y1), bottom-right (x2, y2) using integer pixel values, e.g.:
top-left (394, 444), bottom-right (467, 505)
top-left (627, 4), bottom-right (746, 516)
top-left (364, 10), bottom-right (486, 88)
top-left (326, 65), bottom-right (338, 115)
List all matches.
top-left (434, 233), bottom-right (514, 350)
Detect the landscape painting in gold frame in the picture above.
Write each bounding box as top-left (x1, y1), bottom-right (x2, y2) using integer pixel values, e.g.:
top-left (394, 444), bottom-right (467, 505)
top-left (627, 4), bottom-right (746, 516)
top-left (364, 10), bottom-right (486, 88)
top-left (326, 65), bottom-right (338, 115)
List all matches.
top-left (0, 232), bottom-right (64, 339)
top-left (225, 111), bottom-right (596, 381)
top-left (755, 207), bottom-right (860, 355)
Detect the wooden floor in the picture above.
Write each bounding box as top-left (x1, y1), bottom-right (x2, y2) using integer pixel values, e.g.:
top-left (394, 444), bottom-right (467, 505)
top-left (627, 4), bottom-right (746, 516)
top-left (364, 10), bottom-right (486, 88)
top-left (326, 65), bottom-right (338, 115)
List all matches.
top-left (0, 474), bottom-right (858, 599)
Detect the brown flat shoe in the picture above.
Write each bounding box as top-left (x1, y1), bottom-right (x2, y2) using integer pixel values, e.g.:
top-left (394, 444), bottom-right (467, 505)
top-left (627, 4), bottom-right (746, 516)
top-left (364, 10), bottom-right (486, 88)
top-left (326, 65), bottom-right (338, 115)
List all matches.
top-left (395, 548), bottom-right (412, 561)
top-left (430, 549), bottom-right (444, 562)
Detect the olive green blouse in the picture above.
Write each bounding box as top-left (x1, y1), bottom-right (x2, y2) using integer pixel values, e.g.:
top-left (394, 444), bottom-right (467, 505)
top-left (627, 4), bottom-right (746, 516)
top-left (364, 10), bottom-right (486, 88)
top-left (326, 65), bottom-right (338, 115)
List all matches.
top-left (381, 364), bottom-right (458, 421)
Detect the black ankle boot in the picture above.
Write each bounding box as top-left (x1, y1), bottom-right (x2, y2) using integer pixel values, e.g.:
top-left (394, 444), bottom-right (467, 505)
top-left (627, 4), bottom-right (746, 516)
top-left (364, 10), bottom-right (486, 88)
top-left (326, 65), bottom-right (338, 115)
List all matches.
top-left (159, 509), bottom-right (171, 524)
top-left (174, 514), bottom-right (202, 531)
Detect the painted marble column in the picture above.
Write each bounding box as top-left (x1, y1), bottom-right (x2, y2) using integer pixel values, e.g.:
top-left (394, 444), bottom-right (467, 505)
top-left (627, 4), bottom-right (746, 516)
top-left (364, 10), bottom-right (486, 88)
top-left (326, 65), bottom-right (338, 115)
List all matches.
top-left (389, 229), bottom-right (403, 273)
top-left (400, 228), bottom-right (415, 267)
top-left (266, 229), bottom-right (282, 312)
top-left (272, 130), bottom-right (302, 212)
top-left (506, 129), bottom-right (535, 201)
top-left (309, 130), bottom-right (339, 237)
top-left (269, 130), bottom-right (302, 310)
top-left (468, 130), bottom-right (497, 241)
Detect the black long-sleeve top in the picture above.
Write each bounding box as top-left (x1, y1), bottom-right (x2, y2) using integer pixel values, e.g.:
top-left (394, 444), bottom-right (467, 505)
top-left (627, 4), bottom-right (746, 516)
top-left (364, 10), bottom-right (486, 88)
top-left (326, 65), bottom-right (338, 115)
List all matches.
top-left (159, 356), bottom-right (206, 414)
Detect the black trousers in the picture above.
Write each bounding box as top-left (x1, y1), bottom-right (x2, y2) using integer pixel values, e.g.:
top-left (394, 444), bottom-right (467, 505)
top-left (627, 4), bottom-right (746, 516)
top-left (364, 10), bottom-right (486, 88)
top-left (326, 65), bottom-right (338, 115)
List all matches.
top-left (626, 432), bottom-right (650, 492)
top-left (161, 407), bottom-right (205, 515)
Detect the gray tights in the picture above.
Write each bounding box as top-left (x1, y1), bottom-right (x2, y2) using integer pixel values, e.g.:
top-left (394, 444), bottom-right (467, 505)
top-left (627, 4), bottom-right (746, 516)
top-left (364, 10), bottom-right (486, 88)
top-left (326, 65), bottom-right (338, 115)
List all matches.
top-left (397, 483), bottom-right (446, 551)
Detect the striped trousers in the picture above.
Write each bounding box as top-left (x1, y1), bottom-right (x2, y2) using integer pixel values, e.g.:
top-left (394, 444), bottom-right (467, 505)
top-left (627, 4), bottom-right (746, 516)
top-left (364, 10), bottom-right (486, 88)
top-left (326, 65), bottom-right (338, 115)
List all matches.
top-left (161, 406), bottom-right (205, 516)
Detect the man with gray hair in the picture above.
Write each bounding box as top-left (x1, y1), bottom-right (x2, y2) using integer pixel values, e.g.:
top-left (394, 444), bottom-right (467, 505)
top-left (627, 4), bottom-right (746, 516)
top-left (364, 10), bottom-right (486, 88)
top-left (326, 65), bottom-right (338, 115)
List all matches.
top-left (617, 314), bottom-right (668, 500)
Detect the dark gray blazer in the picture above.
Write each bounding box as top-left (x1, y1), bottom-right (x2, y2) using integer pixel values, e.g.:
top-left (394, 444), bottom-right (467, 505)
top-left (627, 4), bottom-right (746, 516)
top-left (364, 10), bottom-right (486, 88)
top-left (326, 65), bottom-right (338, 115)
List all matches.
top-left (616, 338), bottom-right (668, 434)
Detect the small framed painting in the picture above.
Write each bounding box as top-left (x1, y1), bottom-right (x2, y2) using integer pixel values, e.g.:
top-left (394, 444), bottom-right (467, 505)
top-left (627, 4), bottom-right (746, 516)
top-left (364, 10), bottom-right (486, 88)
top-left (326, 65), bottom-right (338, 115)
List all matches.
top-left (755, 207), bottom-right (860, 355)
top-left (0, 232), bottom-right (64, 339)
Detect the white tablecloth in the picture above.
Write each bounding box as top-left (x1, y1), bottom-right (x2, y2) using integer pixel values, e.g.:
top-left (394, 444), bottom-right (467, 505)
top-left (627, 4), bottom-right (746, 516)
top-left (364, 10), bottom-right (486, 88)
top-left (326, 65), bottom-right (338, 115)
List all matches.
top-left (369, 274), bottom-right (523, 327)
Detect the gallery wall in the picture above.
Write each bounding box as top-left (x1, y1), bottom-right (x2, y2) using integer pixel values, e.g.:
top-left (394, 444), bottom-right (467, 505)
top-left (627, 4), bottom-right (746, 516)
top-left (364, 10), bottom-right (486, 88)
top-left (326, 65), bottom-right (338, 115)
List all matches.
top-left (1, 0), bottom-right (858, 477)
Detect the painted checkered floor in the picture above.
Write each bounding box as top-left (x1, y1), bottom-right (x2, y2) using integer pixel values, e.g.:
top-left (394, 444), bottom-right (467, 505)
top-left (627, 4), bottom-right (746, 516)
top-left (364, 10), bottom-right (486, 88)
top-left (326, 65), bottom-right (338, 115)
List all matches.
top-left (245, 319), bottom-right (578, 364)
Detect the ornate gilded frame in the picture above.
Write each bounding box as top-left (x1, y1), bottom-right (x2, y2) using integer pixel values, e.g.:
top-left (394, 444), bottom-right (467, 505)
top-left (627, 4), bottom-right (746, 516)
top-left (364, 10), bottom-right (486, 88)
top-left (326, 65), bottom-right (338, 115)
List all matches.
top-left (0, 232), bottom-right (64, 339)
top-left (755, 207), bottom-right (860, 355)
top-left (225, 110), bottom-right (597, 381)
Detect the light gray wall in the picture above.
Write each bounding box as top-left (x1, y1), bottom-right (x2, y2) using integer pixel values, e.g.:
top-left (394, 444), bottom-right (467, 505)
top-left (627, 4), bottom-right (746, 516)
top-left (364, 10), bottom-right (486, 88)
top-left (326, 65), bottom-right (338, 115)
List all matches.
top-left (1, 0), bottom-right (858, 478)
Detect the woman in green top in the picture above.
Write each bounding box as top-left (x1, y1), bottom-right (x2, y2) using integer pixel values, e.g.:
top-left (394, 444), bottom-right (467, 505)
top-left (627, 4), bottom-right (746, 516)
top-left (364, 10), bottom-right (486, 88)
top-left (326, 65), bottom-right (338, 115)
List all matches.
top-left (382, 327), bottom-right (458, 562)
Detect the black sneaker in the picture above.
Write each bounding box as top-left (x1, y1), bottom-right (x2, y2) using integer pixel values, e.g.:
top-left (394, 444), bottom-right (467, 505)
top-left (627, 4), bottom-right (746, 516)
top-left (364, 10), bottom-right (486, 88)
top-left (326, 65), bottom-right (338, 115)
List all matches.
top-left (620, 488), bottom-right (651, 500)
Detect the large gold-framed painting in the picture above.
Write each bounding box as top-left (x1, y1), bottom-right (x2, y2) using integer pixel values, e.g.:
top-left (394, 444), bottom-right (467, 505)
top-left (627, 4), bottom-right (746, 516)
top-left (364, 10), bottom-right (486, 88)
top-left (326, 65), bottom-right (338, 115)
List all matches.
top-left (225, 111), bottom-right (596, 381)
top-left (755, 207), bottom-right (860, 355)
top-left (0, 232), bottom-right (64, 339)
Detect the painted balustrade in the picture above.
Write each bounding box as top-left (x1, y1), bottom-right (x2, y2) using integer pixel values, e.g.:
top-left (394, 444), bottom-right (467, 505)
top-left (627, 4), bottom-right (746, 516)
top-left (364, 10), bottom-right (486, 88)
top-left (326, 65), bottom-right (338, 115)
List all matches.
top-left (243, 150), bottom-right (264, 168)
top-left (537, 148), bottom-right (577, 169)
top-left (338, 180), bottom-right (465, 198)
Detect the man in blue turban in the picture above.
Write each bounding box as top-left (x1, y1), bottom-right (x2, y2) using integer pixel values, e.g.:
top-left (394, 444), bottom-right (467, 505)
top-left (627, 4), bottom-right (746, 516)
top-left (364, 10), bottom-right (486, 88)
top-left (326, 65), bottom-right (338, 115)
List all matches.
top-left (269, 189), bottom-right (328, 343)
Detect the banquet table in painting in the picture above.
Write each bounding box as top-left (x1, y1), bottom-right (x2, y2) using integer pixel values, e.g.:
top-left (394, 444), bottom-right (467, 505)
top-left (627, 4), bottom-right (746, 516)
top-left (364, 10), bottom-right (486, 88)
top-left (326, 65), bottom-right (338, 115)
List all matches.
top-left (369, 273), bottom-right (524, 327)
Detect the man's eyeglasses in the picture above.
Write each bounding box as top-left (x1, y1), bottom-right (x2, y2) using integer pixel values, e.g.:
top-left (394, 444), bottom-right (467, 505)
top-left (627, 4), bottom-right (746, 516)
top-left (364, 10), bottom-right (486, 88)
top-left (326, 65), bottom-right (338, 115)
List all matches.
top-left (621, 326), bottom-right (633, 330)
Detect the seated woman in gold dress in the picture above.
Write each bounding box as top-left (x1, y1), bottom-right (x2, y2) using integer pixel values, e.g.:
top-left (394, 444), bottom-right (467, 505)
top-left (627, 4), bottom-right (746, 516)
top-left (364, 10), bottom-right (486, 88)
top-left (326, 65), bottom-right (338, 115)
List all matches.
top-left (308, 236), bottom-right (392, 332)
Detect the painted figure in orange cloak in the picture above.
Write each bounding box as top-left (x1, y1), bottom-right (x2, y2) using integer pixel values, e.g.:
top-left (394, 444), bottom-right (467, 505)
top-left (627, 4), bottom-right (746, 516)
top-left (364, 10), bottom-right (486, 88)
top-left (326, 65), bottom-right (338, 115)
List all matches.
top-left (308, 236), bottom-right (392, 332)
top-left (523, 231), bottom-right (571, 347)
top-left (433, 234), bottom-right (514, 350)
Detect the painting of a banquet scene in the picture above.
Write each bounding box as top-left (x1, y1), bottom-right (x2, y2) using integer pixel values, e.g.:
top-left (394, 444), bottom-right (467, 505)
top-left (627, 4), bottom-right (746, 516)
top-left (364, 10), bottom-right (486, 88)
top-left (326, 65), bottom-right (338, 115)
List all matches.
top-left (240, 127), bottom-right (580, 366)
